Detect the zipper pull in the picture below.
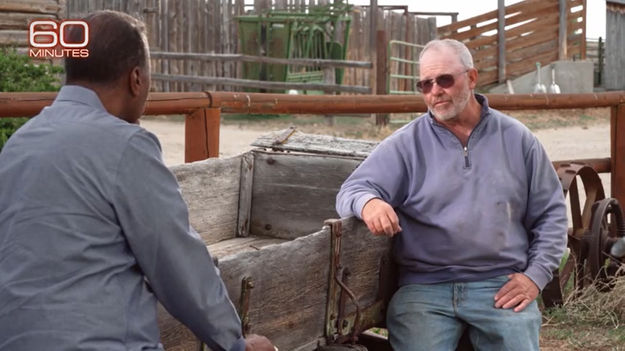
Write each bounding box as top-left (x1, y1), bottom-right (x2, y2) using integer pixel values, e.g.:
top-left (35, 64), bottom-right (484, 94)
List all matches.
top-left (463, 146), bottom-right (470, 167)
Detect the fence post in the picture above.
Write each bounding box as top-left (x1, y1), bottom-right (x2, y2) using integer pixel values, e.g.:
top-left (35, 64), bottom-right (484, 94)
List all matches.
top-left (185, 108), bottom-right (220, 163)
top-left (598, 37), bottom-right (604, 86)
top-left (375, 30), bottom-right (389, 126)
top-left (497, 0), bottom-right (506, 84)
top-left (611, 104), bottom-right (625, 207)
top-left (369, 0), bottom-right (378, 54)
top-left (324, 67), bottom-right (336, 126)
top-left (558, 0), bottom-right (568, 60)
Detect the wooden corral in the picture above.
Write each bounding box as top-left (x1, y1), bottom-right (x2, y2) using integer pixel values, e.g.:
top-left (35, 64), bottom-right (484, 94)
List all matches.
top-left (61, 0), bottom-right (437, 93)
top-left (439, 0), bottom-right (586, 88)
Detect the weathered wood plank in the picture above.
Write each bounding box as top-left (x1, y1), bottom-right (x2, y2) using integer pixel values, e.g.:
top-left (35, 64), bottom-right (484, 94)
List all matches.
top-left (251, 129), bottom-right (378, 158)
top-left (207, 235), bottom-right (289, 259)
top-left (0, 12), bottom-right (57, 30)
top-left (237, 152), bottom-right (254, 237)
top-left (250, 151), bottom-right (362, 239)
top-left (0, 0), bottom-right (63, 14)
top-left (170, 156), bottom-right (241, 245)
top-left (0, 30), bottom-right (27, 46)
top-left (452, 2), bottom-right (558, 42)
top-left (438, 0), bottom-right (547, 35)
top-left (219, 227), bottom-right (332, 350)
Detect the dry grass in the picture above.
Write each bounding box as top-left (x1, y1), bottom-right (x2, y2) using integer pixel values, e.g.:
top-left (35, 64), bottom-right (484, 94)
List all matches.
top-left (542, 267), bottom-right (625, 350)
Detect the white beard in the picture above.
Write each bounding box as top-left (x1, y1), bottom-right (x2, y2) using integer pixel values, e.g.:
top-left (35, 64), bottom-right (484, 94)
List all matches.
top-left (431, 87), bottom-right (471, 121)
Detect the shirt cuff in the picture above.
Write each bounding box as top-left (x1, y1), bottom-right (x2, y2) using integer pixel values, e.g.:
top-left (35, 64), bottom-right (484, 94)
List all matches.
top-left (523, 264), bottom-right (552, 291)
top-left (228, 337), bottom-right (246, 351)
top-left (354, 194), bottom-right (379, 219)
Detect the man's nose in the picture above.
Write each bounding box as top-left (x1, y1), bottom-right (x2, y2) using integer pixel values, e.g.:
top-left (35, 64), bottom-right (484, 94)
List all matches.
top-left (430, 81), bottom-right (445, 95)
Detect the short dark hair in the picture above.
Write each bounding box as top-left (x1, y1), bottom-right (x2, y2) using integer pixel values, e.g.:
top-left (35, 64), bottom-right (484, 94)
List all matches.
top-left (65, 10), bottom-right (147, 85)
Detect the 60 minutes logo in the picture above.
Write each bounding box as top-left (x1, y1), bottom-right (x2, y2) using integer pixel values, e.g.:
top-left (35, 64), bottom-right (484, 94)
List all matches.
top-left (28, 20), bottom-right (90, 58)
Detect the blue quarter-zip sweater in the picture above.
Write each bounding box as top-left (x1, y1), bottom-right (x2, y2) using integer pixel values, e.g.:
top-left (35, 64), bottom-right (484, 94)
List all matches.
top-left (336, 95), bottom-right (567, 290)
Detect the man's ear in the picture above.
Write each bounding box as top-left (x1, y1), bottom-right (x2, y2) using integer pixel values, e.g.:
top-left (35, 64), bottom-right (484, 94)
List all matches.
top-left (129, 66), bottom-right (143, 97)
top-left (467, 68), bottom-right (478, 89)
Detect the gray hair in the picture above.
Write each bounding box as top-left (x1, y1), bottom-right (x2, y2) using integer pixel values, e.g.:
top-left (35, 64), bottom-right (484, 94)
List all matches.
top-left (419, 39), bottom-right (474, 69)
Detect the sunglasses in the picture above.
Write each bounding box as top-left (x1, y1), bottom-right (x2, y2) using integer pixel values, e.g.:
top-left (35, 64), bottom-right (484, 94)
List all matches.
top-left (416, 70), bottom-right (469, 94)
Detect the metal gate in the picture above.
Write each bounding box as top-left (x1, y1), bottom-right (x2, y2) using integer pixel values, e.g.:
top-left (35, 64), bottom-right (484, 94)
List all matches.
top-left (387, 40), bottom-right (424, 95)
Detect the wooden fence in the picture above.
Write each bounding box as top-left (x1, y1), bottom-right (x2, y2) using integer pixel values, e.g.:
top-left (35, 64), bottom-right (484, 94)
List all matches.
top-left (0, 0), bottom-right (65, 47)
top-left (438, 0), bottom-right (586, 88)
top-left (64, 0), bottom-right (437, 93)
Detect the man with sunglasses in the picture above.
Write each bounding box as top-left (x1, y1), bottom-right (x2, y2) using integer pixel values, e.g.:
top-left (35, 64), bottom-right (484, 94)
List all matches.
top-left (336, 39), bottom-right (567, 350)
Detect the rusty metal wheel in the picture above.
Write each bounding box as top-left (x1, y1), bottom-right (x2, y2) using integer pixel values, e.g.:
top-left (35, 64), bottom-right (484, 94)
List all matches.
top-left (587, 198), bottom-right (625, 290)
top-left (543, 163), bottom-right (606, 307)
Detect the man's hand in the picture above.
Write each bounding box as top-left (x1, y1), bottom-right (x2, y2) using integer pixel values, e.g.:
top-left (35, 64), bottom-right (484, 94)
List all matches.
top-left (361, 198), bottom-right (402, 237)
top-left (244, 334), bottom-right (275, 351)
top-left (494, 273), bottom-right (539, 312)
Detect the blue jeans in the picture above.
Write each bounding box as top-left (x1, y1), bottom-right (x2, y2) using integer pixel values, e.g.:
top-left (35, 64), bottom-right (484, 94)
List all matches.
top-left (386, 275), bottom-right (541, 351)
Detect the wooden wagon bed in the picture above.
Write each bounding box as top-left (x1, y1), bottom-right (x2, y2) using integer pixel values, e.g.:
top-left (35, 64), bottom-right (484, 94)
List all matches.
top-left (158, 129), bottom-right (394, 351)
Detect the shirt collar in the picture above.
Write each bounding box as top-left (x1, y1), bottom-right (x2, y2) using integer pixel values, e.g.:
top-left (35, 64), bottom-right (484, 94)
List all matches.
top-left (54, 85), bottom-right (107, 112)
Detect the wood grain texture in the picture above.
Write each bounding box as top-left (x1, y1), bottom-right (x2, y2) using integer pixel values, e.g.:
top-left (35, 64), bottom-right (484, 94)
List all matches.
top-left (249, 151), bottom-right (362, 239)
top-left (251, 129), bottom-right (377, 158)
top-left (207, 235), bottom-right (288, 259)
top-left (0, 0), bottom-right (62, 14)
top-left (237, 152), bottom-right (254, 237)
top-left (170, 156), bottom-right (241, 245)
top-left (219, 227), bottom-right (332, 350)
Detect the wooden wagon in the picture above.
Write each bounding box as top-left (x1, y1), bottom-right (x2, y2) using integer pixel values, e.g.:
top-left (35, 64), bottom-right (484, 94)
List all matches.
top-left (158, 128), bottom-right (396, 351)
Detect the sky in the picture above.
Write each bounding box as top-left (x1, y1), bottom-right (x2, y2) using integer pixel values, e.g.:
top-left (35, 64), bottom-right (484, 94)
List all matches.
top-left (348, 0), bottom-right (606, 39)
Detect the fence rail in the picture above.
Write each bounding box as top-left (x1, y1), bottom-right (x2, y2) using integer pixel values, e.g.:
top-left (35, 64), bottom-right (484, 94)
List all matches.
top-left (149, 51), bottom-right (372, 93)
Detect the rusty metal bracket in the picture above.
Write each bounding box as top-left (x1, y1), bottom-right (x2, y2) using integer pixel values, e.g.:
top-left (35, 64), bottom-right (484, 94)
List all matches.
top-left (324, 218), bottom-right (388, 345)
top-left (239, 276), bottom-right (254, 336)
top-left (324, 219), bottom-right (343, 343)
top-left (335, 267), bottom-right (362, 343)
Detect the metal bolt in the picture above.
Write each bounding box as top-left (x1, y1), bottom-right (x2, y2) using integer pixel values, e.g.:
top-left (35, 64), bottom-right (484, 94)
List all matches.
top-left (267, 158), bottom-right (275, 165)
top-left (265, 224), bottom-right (272, 231)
